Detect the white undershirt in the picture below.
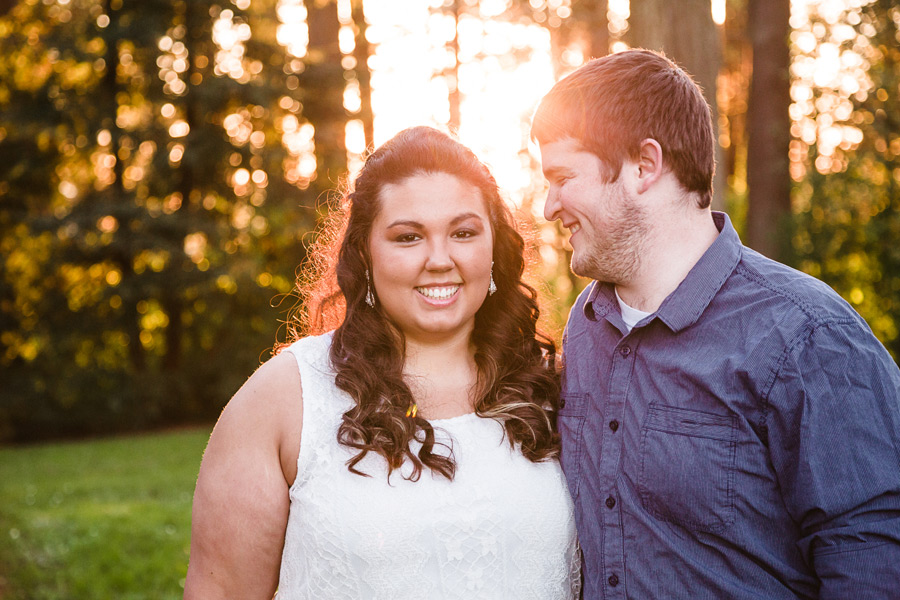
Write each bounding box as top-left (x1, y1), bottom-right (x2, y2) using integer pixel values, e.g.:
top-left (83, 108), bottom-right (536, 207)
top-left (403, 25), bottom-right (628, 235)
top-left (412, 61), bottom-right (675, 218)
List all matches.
top-left (615, 287), bottom-right (653, 332)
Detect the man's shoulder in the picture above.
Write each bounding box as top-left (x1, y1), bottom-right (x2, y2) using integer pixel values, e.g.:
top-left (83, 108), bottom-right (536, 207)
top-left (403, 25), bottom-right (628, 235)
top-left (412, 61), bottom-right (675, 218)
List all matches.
top-left (730, 246), bottom-right (863, 328)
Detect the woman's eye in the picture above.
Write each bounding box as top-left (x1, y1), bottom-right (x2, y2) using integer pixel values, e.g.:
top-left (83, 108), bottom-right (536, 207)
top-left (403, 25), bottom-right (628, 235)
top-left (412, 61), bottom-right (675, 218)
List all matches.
top-left (395, 233), bottom-right (420, 243)
top-left (453, 229), bottom-right (476, 239)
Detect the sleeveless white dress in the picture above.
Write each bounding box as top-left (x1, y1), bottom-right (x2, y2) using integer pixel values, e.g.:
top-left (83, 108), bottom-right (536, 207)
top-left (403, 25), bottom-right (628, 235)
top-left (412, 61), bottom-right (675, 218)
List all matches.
top-left (277, 332), bottom-right (580, 599)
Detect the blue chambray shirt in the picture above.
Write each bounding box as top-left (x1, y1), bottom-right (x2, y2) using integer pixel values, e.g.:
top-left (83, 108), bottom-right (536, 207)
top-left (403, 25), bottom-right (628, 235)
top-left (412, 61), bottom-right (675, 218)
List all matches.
top-left (560, 212), bottom-right (900, 599)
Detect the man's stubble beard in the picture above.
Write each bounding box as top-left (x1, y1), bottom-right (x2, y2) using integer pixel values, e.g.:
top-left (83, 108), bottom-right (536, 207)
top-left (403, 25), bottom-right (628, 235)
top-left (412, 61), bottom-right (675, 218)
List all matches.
top-left (570, 182), bottom-right (650, 285)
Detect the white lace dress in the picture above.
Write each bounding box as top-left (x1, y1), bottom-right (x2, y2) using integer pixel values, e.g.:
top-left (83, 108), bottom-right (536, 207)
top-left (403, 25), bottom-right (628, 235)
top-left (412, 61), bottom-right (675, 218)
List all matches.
top-left (276, 332), bottom-right (580, 599)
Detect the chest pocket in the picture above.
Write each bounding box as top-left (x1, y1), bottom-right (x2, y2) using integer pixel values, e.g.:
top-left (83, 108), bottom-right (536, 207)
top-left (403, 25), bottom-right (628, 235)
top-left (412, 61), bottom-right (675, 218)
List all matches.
top-left (558, 393), bottom-right (588, 500)
top-left (638, 403), bottom-right (737, 533)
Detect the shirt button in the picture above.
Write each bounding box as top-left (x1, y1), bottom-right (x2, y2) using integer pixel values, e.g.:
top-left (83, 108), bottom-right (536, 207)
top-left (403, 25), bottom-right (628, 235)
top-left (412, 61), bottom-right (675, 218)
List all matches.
top-left (605, 496), bottom-right (616, 509)
top-left (619, 345), bottom-right (631, 357)
top-left (609, 420), bottom-right (619, 432)
top-left (608, 574), bottom-right (619, 587)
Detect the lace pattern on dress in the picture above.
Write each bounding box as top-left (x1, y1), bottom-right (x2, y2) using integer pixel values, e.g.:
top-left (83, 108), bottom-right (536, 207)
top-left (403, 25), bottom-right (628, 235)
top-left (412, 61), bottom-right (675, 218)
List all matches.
top-left (277, 332), bottom-right (581, 599)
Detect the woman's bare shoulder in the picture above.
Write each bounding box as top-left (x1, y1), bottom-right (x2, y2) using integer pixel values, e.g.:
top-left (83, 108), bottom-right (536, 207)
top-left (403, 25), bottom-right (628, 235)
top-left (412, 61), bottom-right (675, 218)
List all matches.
top-left (184, 350), bottom-right (304, 599)
top-left (230, 349), bottom-right (304, 484)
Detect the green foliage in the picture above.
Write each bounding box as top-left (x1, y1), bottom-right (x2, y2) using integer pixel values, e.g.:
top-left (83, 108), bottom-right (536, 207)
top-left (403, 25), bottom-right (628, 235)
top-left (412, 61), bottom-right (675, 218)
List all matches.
top-left (0, 427), bottom-right (210, 599)
top-left (791, 0), bottom-right (900, 358)
top-left (0, 0), bottom-right (346, 441)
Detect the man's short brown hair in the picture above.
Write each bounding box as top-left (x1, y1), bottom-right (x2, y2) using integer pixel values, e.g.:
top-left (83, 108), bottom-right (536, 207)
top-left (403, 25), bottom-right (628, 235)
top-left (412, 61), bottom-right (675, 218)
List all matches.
top-left (532, 49), bottom-right (715, 208)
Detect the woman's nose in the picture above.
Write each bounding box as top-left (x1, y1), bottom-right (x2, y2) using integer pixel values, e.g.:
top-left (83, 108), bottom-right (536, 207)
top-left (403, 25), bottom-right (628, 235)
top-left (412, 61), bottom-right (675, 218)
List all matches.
top-left (425, 240), bottom-right (454, 271)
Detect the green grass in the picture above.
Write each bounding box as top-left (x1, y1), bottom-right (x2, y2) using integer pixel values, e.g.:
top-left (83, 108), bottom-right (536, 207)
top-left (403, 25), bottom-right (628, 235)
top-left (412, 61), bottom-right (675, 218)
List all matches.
top-left (0, 427), bottom-right (211, 600)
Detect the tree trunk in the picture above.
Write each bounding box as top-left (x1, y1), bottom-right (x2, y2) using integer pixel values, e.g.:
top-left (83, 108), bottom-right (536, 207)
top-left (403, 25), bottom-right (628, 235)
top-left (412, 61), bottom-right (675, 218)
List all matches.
top-left (164, 0), bottom-right (203, 375)
top-left (304, 0), bottom-right (346, 186)
top-left (719, 1), bottom-right (751, 198)
top-left (745, 0), bottom-right (791, 259)
top-left (351, 0), bottom-right (374, 150)
top-left (628, 0), bottom-right (725, 210)
top-left (103, 0), bottom-right (145, 374)
top-left (575, 0), bottom-right (609, 59)
top-left (446, 0), bottom-right (462, 132)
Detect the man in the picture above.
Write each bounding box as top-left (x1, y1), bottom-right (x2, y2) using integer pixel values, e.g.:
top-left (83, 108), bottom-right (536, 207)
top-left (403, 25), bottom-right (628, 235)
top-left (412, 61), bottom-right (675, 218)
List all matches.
top-left (533, 49), bottom-right (900, 598)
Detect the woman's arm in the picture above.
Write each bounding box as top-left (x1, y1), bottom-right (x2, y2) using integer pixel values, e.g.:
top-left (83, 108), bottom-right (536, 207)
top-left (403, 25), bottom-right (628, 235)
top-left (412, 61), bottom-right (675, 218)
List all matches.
top-left (184, 351), bottom-right (303, 599)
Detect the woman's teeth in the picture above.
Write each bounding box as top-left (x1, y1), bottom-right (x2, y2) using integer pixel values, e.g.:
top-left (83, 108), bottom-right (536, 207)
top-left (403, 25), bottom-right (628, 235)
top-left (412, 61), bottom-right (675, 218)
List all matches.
top-left (416, 285), bottom-right (459, 299)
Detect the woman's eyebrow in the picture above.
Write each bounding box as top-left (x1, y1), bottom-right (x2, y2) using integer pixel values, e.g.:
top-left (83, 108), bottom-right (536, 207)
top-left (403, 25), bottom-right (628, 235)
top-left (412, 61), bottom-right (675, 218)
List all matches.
top-left (385, 212), bottom-right (484, 229)
top-left (449, 212), bottom-right (485, 225)
top-left (385, 219), bottom-right (423, 229)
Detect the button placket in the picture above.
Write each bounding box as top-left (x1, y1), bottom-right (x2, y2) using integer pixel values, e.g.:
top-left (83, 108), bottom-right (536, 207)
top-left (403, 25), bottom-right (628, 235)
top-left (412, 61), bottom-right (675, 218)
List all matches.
top-left (599, 336), bottom-right (636, 599)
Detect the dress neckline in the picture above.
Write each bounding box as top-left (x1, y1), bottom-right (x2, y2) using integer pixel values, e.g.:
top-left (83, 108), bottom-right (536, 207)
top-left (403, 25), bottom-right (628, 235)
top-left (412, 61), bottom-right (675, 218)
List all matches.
top-left (428, 411), bottom-right (480, 425)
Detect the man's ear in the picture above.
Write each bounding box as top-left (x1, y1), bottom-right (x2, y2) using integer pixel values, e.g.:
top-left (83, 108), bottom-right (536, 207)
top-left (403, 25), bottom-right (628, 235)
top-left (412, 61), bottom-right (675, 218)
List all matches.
top-left (635, 138), bottom-right (664, 194)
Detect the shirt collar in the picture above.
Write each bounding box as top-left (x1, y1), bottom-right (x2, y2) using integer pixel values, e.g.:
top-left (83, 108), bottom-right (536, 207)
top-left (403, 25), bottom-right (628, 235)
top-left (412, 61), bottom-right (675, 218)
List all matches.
top-left (583, 211), bottom-right (742, 333)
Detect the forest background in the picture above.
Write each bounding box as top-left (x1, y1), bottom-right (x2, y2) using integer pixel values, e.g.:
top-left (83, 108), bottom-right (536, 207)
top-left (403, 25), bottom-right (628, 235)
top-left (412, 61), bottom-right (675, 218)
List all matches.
top-left (1, 0), bottom-right (898, 443)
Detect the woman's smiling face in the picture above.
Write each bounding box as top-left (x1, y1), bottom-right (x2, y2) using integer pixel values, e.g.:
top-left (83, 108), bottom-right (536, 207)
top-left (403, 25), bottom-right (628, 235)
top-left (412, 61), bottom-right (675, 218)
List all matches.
top-left (368, 171), bottom-right (494, 344)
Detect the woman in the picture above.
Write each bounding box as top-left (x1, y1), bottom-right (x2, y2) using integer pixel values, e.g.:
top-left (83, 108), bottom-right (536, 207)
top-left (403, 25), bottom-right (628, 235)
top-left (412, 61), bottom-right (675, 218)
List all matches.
top-left (184, 126), bottom-right (579, 599)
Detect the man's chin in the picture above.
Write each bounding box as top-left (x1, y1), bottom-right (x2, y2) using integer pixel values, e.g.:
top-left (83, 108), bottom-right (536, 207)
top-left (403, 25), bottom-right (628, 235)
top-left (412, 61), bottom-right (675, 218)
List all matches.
top-left (569, 258), bottom-right (600, 281)
top-left (571, 258), bottom-right (627, 284)
top-left (570, 250), bottom-right (601, 278)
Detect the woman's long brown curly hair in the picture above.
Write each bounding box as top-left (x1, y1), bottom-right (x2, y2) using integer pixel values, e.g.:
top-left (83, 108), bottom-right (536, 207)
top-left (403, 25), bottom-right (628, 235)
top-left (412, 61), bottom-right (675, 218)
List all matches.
top-left (284, 126), bottom-right (560, 481)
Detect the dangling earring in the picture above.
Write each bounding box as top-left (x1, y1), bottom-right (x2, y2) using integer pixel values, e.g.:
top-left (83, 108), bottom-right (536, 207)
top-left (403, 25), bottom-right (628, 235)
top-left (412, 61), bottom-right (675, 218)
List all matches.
top-left (365, 270), bottom-right (375, 307)
top-left (488, 261), bottom-right (497, 296)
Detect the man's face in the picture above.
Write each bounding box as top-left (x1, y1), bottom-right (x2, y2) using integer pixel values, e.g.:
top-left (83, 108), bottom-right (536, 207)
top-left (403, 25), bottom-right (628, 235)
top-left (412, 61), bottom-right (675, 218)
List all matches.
top-left (540, 138), bottom-right (648, 284)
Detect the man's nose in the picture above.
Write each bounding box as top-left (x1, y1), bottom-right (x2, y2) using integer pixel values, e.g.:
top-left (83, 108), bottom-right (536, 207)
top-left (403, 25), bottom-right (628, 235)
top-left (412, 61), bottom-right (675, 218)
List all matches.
top-left (543, 187), bottom-right (561, 222)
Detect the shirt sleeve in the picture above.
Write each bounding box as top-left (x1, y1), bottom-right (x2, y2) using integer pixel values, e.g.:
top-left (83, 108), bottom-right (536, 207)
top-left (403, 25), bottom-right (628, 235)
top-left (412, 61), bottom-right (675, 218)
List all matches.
top-left (765, 318), bottom-right (900, 598)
